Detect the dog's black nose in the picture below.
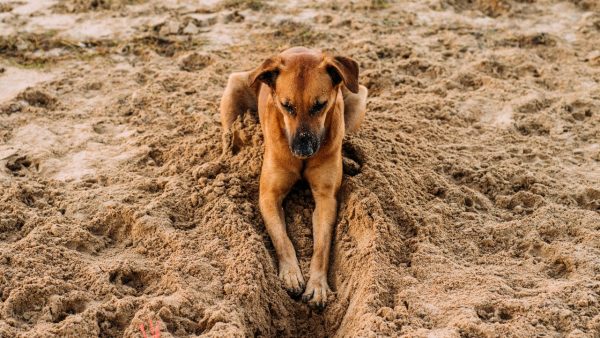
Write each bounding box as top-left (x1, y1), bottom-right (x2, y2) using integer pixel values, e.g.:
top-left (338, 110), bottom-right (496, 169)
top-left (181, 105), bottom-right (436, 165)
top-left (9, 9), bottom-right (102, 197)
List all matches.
top-left (291, 131), bottom-right (319, 158)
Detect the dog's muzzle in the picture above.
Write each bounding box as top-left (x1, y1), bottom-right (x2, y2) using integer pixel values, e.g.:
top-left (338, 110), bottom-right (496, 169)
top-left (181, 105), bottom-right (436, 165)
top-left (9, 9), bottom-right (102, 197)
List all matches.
top-left (291, 129), bottom-right (320, 158)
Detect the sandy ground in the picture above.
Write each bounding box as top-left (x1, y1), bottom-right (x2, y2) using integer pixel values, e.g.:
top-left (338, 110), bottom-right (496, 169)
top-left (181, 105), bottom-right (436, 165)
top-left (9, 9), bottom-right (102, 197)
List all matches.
top-left (0, 0), bottom-right (599, 337)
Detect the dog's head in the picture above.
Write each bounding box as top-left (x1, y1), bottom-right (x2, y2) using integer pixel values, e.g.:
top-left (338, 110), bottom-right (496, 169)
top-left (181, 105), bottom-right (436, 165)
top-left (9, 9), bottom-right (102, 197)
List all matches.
top-left (250, 48), bottom-right (359, 159)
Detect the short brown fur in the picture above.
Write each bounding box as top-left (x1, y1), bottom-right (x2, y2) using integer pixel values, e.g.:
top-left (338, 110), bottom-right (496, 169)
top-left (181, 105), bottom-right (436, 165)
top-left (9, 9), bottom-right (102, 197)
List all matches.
top-left (220, 47), bottom-right (368, 308)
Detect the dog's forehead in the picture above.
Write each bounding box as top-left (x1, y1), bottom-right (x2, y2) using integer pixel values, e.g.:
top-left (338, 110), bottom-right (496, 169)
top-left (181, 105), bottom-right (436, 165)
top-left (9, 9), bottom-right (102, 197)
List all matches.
top-left (277, 53), bottom-right (329, 96)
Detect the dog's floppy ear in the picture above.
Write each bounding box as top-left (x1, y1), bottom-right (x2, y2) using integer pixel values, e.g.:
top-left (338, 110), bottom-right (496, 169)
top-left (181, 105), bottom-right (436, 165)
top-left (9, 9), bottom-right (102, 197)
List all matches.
top-left (326, 55), bottom-right (359, 93)
top-left (249, 56), bottom-right (281, 89)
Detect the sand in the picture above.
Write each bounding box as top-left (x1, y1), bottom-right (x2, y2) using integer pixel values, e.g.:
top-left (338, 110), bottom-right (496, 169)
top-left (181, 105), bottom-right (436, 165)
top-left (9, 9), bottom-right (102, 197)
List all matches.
top-left (0, 0), bottom-right (599, 337)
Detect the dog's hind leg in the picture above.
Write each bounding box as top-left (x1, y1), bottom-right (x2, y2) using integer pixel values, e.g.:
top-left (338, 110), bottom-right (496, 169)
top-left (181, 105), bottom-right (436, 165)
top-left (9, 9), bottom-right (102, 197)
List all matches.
top-left (342, 85), bottom-right (368, 134)
top-left (219, 71), bottom-right (260, 132)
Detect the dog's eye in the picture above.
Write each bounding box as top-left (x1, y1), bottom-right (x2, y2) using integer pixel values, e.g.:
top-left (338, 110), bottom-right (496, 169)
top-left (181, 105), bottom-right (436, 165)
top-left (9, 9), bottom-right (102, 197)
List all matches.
top-left (309, 101), bottom-right (327, 115)
top-left (281, 102), bottom-right (295, 115)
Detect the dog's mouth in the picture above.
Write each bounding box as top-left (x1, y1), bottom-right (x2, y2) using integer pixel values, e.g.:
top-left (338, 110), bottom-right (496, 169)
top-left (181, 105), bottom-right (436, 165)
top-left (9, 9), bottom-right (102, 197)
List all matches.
top-left (290, 147), bottom-right (319, 159)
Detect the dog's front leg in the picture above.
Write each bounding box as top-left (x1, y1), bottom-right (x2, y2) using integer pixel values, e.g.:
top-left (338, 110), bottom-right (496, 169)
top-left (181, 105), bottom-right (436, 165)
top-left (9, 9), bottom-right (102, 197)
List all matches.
top-left (303, 161), bottom-right (341, 308)
top-left (259, 164), bottom-right (305, 296)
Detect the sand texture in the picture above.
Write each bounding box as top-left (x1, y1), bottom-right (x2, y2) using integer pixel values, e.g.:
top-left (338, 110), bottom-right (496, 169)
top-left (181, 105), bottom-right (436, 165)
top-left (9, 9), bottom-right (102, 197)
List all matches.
top-left (0, 0), bottom-right (599, 337)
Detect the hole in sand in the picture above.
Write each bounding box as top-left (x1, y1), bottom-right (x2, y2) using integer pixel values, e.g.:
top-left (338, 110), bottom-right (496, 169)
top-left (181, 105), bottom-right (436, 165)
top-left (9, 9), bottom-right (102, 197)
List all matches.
top-left (6, 155), bottom-right (32, 172)
top-left (51, 298), bottom-right (87, 323)
top-left (546, 258), bottom-right (569, 279)
top-left (342, 142), bottom-right (364, 176)
top-left (498, 309), bottom-right (513, 321)
top-left (109, 268), bottom-right (148, 296)
top-left (96, 310), bottom-right (132, 338)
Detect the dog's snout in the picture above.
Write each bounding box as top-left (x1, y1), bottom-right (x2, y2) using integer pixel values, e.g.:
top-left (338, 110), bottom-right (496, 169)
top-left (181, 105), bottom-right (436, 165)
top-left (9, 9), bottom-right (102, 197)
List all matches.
top-left (291, 130), bottom-right (319, 158)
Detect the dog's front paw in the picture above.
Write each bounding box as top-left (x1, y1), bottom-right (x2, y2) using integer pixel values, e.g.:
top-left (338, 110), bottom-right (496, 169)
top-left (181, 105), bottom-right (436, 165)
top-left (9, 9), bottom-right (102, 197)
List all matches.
top-left (278, 261), bottom-right (305, 296)
top-left (302, 275), bottom-right (332, 309)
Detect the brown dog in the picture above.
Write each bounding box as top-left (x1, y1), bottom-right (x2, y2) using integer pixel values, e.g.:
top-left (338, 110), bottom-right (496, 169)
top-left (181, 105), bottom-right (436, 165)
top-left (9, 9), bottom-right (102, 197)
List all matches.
top-left (220, 47), bottom-right (367, 308)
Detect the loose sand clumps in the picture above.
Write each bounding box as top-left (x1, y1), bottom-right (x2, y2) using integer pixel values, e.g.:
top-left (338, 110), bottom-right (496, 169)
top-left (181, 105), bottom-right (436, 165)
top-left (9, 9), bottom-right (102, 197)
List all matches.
top-left (0, 0), bottom-right (599, 337)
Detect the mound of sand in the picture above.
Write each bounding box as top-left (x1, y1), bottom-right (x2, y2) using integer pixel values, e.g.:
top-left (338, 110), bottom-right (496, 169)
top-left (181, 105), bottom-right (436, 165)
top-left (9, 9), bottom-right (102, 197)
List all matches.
top-left (0, 0), bottom-right (599, 337)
